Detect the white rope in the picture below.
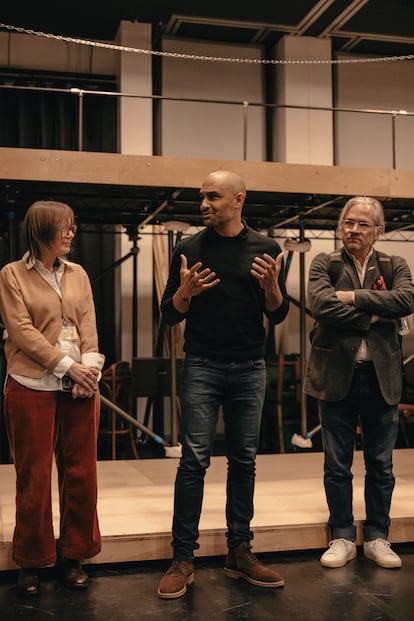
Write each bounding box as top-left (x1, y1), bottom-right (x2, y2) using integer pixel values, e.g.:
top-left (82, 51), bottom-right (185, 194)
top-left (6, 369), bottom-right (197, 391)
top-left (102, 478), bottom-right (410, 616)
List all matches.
top-left (1, 22), bottom-right (413, 65)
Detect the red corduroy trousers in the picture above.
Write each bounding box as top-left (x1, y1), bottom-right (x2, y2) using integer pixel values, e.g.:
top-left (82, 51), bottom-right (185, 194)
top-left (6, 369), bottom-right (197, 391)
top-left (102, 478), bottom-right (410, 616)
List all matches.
top-left (4, 377), bottom-right (101, 568)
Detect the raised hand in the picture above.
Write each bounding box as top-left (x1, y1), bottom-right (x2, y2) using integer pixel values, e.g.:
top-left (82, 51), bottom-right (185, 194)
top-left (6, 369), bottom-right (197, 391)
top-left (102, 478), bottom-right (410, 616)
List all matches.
top-left (251, 252), bottom-right (284, 292)
top-left (178, 254), bottom-right (221, 300)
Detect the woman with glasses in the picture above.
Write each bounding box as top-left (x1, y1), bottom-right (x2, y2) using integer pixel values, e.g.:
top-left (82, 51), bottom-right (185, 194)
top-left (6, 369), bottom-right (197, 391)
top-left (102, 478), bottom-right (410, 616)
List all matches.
top-left (0, 201), bottom-right (104, 595)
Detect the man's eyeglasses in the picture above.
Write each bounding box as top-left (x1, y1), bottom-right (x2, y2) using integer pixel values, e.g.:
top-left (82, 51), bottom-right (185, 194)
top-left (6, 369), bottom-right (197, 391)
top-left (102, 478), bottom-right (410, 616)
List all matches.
top-left (342, 219), bottom-right (377, 232)
top-left (60, 224), bottom-right (77, 237)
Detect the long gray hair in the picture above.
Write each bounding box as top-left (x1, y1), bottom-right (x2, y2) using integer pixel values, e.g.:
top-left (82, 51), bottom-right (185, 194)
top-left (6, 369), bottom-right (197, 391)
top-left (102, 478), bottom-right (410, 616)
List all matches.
top-left (336, 196), bottom-right (385, 236)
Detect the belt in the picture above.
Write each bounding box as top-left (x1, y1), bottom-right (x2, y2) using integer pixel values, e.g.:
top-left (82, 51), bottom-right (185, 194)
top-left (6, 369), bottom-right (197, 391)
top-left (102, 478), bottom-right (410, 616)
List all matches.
top-left (354, 360), bottom-right (373, 368)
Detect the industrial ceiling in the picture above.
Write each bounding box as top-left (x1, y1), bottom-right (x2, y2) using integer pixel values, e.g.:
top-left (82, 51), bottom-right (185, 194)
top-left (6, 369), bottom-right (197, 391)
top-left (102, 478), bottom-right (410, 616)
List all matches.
top-left (1, 1), bottom-right (414, 237)
top-left (2, 1), bottom-right (414, 57)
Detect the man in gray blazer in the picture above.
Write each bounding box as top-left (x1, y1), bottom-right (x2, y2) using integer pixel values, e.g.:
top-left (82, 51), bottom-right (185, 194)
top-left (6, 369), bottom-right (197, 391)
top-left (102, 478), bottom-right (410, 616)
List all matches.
top-left (305, 196), bottom-right (414, 569)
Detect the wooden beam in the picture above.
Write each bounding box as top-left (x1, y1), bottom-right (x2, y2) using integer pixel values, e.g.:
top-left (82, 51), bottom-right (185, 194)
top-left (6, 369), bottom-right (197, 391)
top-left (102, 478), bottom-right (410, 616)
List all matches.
top-left (0, 147), bottom-right (409, 199)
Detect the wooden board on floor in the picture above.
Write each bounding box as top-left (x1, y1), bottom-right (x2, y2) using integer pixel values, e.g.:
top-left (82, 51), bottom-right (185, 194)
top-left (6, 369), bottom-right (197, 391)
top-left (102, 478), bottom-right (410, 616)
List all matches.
top-left (1, 449), bottom-right (414, 570)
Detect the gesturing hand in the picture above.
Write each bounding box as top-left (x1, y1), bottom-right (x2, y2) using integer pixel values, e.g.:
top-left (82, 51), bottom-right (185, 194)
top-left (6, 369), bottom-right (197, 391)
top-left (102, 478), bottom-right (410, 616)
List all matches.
top-left (251, 252), bottom-right (283, 292)
top-left (178, 254), bottom-right (221, 299)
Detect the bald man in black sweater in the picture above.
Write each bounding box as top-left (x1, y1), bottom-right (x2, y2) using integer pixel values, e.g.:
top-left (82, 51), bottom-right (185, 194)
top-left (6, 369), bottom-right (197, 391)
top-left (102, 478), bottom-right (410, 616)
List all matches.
top-left (158, 170), bottom-right (289, 599)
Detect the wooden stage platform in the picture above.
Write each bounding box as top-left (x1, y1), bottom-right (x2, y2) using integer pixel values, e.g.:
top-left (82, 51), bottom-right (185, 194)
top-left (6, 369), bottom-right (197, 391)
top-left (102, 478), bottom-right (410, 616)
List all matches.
top-left (1, 449), bottom-right (414, 571)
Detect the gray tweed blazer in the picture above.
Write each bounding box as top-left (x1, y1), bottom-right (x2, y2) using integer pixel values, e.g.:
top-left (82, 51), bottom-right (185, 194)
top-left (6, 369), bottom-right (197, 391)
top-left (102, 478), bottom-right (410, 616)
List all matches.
top-left (304, 247), bottom-right (414, 405)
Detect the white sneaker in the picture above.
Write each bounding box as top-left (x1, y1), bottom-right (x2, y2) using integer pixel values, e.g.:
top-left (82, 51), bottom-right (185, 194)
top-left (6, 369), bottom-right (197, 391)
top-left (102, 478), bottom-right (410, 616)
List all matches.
top-left (363, 539), bottom-right (402, 569)
top-left (320, 538), bottom-right (357, 568)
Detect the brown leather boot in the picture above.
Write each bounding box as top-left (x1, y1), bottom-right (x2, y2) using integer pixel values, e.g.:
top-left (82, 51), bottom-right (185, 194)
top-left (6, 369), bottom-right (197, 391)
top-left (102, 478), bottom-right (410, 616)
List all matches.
top-left (224, 542), bottom-right (284, 587)
top-left (158, 560), bottom-right (194, 599)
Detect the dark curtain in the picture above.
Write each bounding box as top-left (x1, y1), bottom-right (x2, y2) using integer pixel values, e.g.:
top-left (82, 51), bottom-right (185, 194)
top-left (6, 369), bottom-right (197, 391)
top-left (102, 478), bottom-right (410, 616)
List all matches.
top-left (0, 89), bottom-right (78, 149)
top-left (72, 227), bottom-right (118, 367)
top-left (83, 93), bottom-right (117, 153)
top-left (0, 88), bottom-right (117, 152)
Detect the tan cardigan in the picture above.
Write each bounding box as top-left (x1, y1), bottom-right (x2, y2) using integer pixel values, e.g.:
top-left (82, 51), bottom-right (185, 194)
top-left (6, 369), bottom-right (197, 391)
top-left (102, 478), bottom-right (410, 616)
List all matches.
top-left (0, 258), bottom-right (99, 378)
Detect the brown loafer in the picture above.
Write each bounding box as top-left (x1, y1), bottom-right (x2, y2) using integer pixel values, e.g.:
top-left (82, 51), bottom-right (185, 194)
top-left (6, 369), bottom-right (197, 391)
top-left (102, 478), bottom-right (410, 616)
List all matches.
top-left (63, 559), bottom-right (89, 589)
top-left (17, 568), bottom-right (40, 595)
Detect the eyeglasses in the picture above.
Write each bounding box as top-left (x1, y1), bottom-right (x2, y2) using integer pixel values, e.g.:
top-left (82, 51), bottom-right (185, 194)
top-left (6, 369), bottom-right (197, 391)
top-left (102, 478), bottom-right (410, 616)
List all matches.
top-left (342, 219), bottom-right (377, 232)
top-left (60, 224), bottom-right (77, 237)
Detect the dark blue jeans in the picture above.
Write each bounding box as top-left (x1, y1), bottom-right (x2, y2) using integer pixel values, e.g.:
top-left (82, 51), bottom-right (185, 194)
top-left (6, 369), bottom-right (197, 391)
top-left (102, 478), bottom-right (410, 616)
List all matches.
top-left (320, 362), bottom-right (399, 542)
top-left (172, 355), bottom-right (266, 560)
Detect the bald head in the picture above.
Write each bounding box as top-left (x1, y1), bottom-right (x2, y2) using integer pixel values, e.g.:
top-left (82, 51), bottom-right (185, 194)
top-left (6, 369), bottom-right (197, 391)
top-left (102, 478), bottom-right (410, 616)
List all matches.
top-left (205, 170), bottom-right (246, 197)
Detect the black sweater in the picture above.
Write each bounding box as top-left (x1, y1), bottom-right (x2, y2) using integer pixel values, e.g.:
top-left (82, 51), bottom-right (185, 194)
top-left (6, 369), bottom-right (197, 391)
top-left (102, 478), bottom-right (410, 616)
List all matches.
top-left (160, 224), bottom-right (289, 361)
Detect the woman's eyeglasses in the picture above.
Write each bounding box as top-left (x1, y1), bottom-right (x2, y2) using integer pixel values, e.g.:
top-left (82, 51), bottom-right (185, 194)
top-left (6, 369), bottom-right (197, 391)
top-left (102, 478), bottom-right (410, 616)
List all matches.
top-left (60, 224), bottom-right (77, 237)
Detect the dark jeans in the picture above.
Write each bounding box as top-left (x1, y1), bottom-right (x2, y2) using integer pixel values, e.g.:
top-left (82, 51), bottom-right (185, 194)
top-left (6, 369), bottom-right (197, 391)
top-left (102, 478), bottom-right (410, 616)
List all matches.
top-left (320, 362), bottom-right (399, 542)
top-left (172, 355), bottom-right (266, 560)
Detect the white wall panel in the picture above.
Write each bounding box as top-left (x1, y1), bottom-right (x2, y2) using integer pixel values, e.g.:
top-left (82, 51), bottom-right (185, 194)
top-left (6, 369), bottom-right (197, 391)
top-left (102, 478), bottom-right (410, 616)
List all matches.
top-left (274, 36), bottom-right (333, 165)
top-left (335, 55), bottom-right (414, 169)
top-left (0, 32), bottom-right (117, 75)
top-left (161, 38), bottom-right (264, 160)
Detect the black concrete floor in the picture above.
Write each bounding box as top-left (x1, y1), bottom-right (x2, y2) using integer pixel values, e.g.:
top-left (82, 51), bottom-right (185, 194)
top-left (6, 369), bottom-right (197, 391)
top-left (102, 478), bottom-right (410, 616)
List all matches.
top-left (1, 545), bottom-right (413, 621)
